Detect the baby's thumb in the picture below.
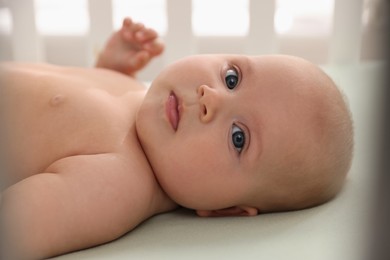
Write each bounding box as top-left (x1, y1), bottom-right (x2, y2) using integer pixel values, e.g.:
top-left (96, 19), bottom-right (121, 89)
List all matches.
top-left (129, 51), bottom-right (150, 71)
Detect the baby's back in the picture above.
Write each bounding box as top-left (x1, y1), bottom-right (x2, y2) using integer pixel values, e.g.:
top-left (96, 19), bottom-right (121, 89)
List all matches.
top-left (1, 62), bottom-right (146, 186)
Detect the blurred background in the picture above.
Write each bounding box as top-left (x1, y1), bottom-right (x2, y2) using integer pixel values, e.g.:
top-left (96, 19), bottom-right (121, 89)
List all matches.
top-left (0, 0), bottom-right (387, 81)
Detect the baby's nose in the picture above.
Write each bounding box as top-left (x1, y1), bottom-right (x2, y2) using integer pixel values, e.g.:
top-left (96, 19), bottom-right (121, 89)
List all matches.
top-left (197, 85), bottom-right (220, 124)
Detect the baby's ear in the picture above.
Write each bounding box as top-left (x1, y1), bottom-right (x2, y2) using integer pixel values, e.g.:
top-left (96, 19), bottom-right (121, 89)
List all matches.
top-left (196, 206), bottom-right (258, 217)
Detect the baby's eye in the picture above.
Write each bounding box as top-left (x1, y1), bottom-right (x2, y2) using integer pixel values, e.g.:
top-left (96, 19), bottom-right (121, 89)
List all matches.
top-left (225, 68), bottom-right (239, 90)
top-left (232, 124), bottom-right (245, 153)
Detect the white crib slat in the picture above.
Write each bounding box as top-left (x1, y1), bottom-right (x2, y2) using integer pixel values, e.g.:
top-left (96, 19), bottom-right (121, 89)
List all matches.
top-left (329, 0), bottom-right (364, 64)
top-left (165, 0), bottom-right (194, 63)
top-left (247, 0), bottom-right (277, 55)
top-left (87, 0), bottom-right (113, 66)
top-left (9, 0), bottom-right (45, 62)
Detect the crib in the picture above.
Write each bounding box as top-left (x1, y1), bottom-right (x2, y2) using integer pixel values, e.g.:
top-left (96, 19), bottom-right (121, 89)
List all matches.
top-left (0, 0), bottom-right (387, 79)
top-left (0, 1), bottom-right (387, 259)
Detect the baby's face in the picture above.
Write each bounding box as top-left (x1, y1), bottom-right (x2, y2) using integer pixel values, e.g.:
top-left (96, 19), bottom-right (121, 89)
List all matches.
top-left (136, 54), bottom-right (326, 212)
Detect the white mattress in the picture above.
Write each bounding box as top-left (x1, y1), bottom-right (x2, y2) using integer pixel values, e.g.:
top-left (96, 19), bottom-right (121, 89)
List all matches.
top-left (50, 62), bottom-right (385, 260)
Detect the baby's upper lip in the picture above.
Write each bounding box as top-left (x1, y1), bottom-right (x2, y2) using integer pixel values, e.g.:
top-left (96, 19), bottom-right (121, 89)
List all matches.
top-left (166, 92), bottom-right (181, 131)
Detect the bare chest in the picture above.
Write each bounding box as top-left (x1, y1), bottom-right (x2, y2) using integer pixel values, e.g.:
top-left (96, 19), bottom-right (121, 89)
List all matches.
top-left (2, 64), bottom-right (147, 182)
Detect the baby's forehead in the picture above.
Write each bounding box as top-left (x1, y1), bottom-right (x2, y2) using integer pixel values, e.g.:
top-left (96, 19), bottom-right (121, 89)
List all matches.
top-left (247, 55), bottom-right (331, 91)
top-left (249, 55), bottom-right (316, 74)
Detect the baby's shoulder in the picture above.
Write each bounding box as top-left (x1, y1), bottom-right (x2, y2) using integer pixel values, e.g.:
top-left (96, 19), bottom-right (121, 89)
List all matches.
top-left (1, 62), bottom-right (147, 92)
top-left (78, 66), bottom-right (147, 92)
top-left (47, 149), bottom-right (157, 198)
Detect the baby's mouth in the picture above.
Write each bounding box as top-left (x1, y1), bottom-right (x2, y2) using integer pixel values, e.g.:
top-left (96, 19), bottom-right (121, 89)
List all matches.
top-left (166, 92), bottom-right (180, 131)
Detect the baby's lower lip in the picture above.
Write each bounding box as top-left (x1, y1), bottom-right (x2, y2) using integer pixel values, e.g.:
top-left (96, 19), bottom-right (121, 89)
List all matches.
top-left (166, 92), bottom-right (179, 131)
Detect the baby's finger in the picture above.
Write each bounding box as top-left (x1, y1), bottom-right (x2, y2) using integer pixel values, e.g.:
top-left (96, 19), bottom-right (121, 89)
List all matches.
top-left (121, 18), bottom-right (135, 40)
top-left (130, 22), bottom-right (145, 36)
top-left (122, 17), bottom-right (133, 29)
top-left (135, 28), bottom-right (158, 43)
top-left (143, 39), bottom-right (164, 56)
top-left (121, 20), bottom-right (144, 41)
top-left (127, 51), bottom-right (150, 72)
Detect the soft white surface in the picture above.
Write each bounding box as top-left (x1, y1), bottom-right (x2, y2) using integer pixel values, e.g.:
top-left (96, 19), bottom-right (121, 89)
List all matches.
top-left (51, 62), bottom-right (385, 260)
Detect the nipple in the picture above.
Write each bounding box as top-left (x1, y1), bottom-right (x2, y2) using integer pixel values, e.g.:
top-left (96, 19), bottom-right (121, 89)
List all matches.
top-left (50, 95), bottom-right (65, 107)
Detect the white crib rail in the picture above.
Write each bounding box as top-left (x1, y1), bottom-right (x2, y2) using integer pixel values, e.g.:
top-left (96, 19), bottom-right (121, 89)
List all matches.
top-left (247, 0), bottom-right (277, 55)
top-left (88, 0), bottom-right (113, 66)
top-left (165, 0), bottom-right (194, 63)
top-left (7, 0), bottom-right (44, 61)
top-left (2, 0), bottom-right (369, 73)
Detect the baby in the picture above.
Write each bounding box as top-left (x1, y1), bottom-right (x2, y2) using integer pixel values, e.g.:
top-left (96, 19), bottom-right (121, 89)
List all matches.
top-left (0, 18), bottom-right (353, 259)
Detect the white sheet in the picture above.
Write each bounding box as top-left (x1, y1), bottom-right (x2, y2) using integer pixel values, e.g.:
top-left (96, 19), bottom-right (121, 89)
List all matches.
top-left (50, 62), bottom-right (385, 260)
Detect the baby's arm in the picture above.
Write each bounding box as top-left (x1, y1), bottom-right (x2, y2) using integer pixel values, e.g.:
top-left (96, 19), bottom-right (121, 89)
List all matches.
top-left (96, 17), bottom-right (164, 77)
top-left (0, 153), bottom-right (167, 259)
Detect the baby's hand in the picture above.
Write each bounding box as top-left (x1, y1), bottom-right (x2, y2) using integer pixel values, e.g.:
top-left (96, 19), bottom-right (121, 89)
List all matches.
top-left (96, 17), bottom-right (164, 76)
